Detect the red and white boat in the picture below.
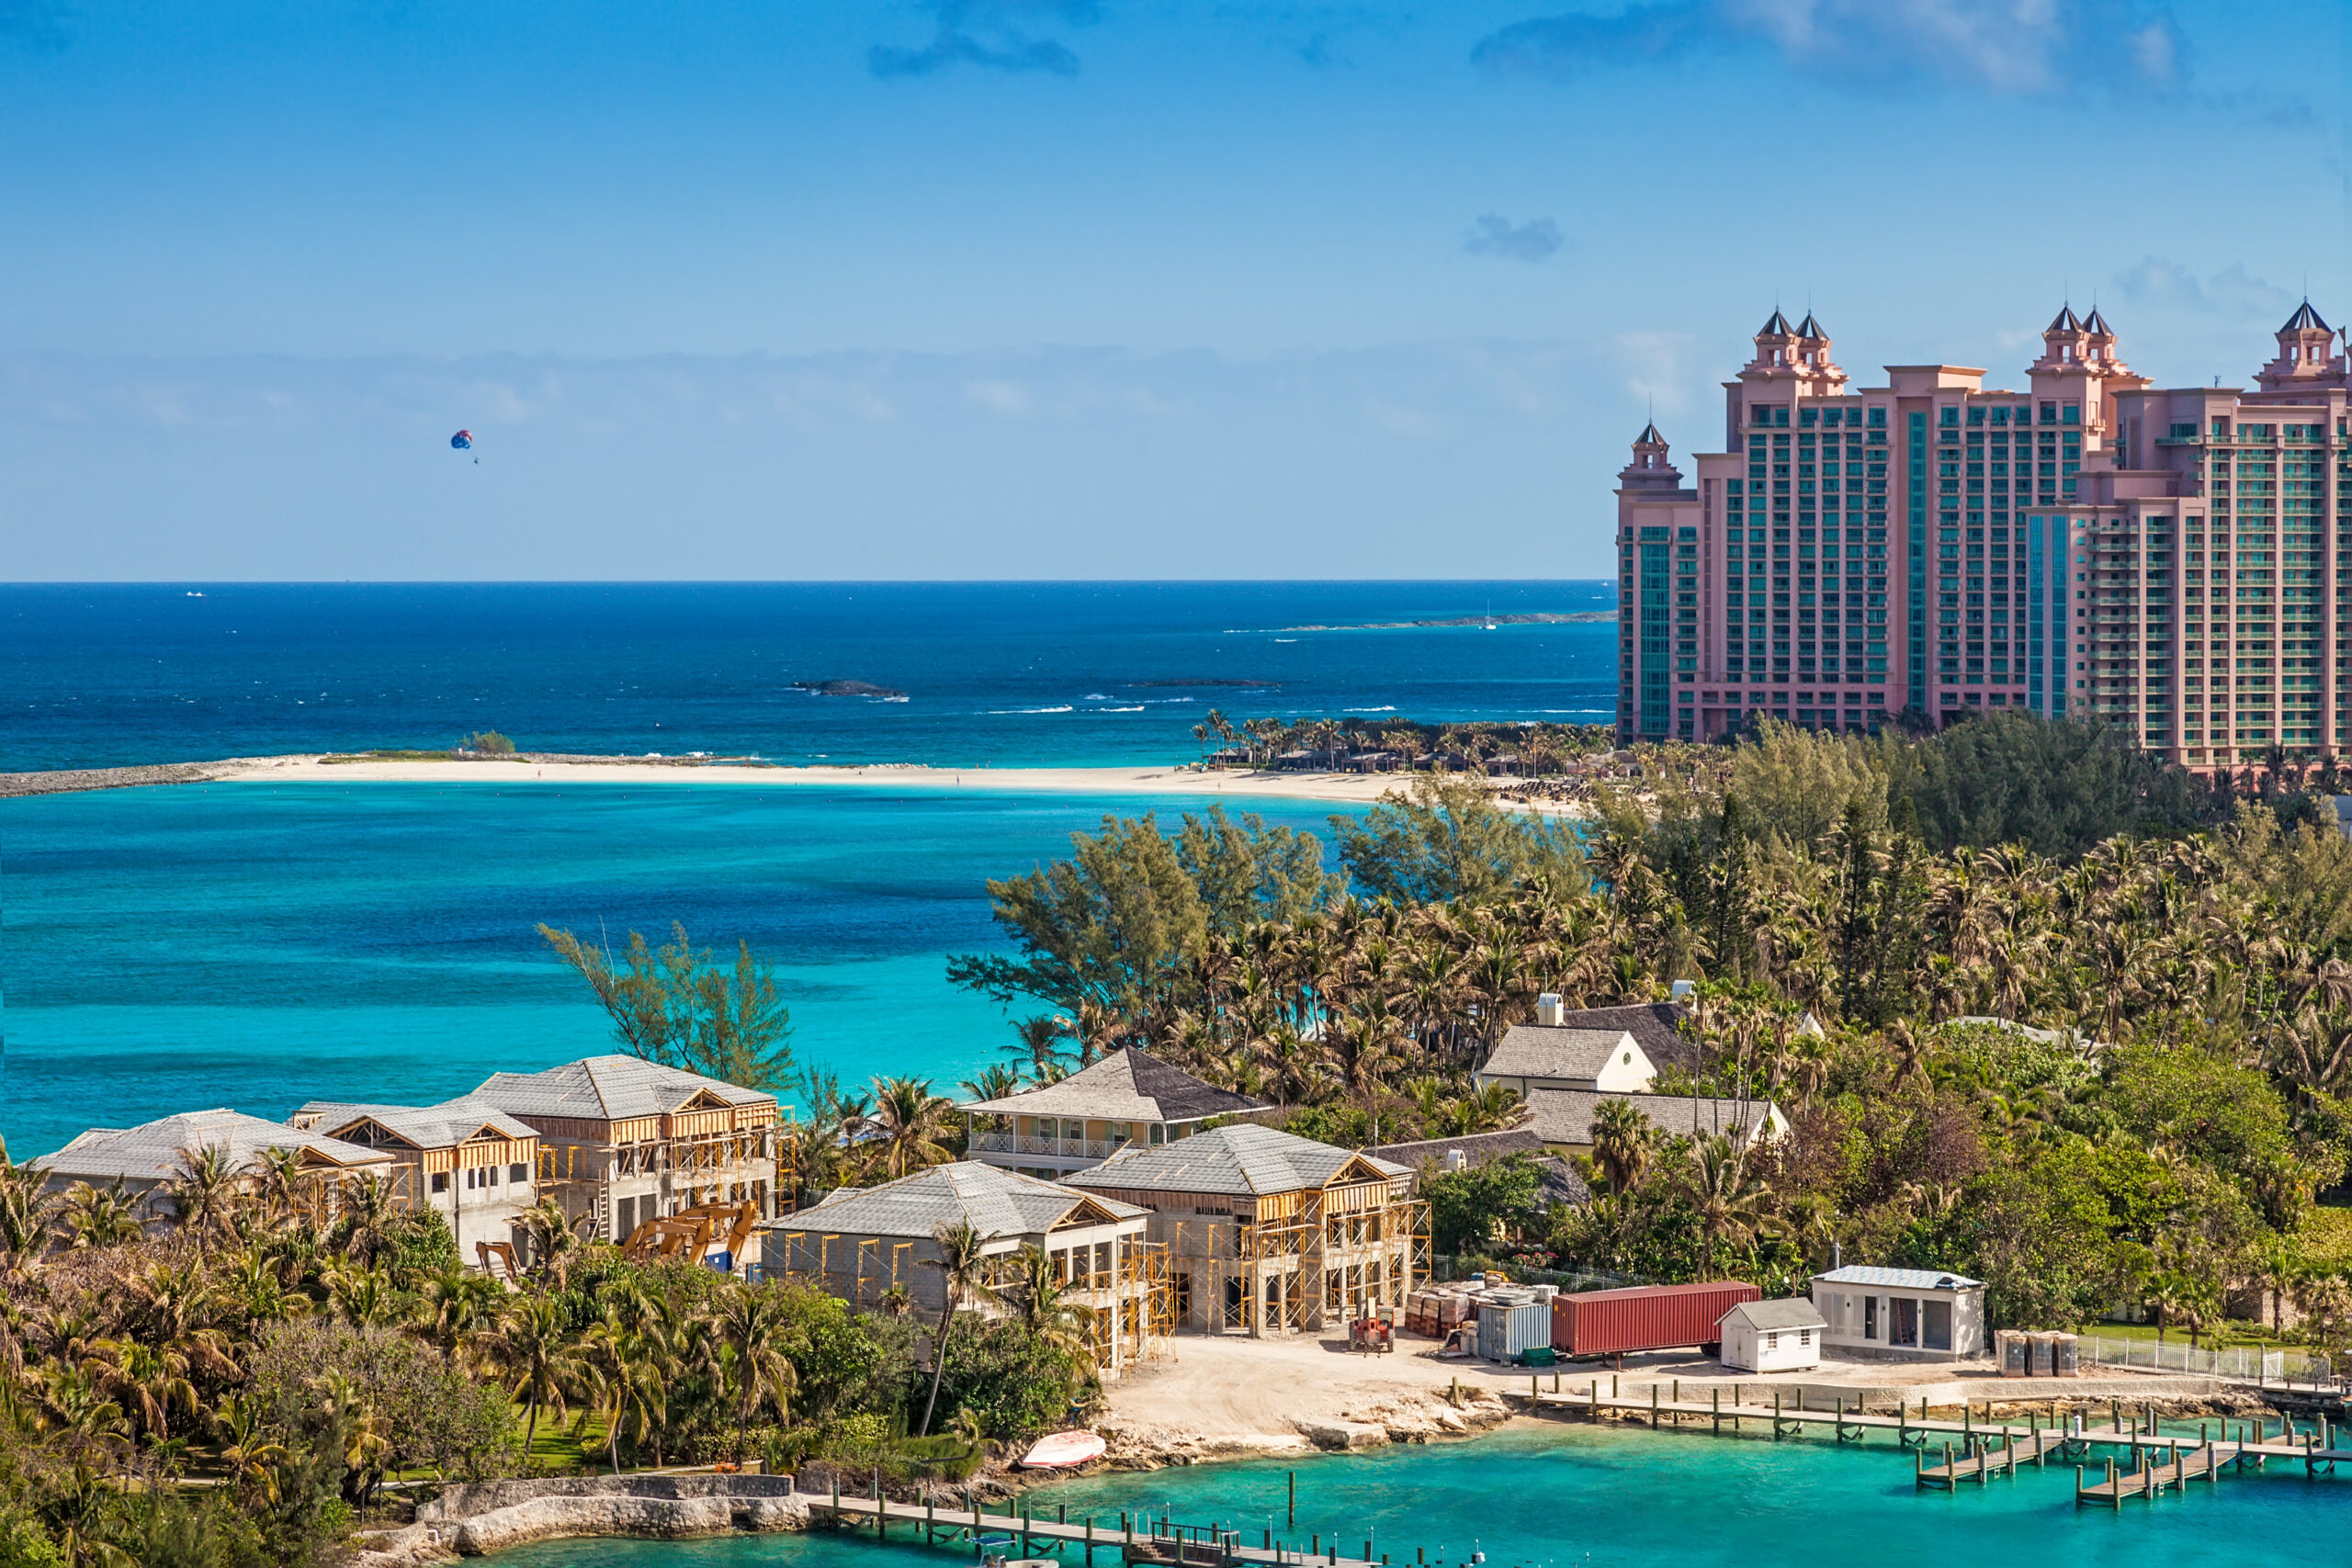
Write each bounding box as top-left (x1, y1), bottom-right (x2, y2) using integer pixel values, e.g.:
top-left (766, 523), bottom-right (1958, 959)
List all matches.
top-left (1018, 1430), bottom-right (1107, 1469)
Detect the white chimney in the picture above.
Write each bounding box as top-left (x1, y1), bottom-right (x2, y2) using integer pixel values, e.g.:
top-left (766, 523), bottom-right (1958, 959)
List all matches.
top-left (1444, 1148), bottom-right (1467, 1172)
top-left (1669, 979), bottom-right (1696, 1002)
top-left (1535, 993), bottom-right (1564, 1027)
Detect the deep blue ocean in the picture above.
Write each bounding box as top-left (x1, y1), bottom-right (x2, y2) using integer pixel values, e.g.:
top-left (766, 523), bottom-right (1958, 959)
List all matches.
top-left (3, 582), bottom-right (1615, 773)
top-left (1, 583), bottom-right (1615, 1157)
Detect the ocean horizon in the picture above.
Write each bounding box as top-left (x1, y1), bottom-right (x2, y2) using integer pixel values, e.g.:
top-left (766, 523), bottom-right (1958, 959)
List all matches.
top-left (3, 581), bottom-right (1617, 774)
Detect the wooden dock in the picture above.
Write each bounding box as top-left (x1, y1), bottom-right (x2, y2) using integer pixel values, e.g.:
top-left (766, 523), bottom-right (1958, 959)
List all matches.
top-left (1509, 1375), bottom-right (2349, 1493)
top-left (2075, 1440), bottom-right (2245, 1506)
top-left (809, 1481), bottom-right (1393, 1568)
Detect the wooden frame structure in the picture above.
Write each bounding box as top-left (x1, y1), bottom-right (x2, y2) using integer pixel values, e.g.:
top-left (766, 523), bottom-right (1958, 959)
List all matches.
top-left (1068, 1132), bottom-right (1429, 1338)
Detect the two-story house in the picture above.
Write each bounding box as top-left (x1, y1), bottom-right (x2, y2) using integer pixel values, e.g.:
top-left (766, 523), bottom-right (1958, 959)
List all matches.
top-left (957, 1046), bottom-right (1270, 1181)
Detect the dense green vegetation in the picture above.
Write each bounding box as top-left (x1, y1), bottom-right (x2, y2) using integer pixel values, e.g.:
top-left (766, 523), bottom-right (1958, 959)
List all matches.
top-left (0, 1154), bottom-right (1093, 1564)
top-left (956, 716), bottom-right (2352, 1352)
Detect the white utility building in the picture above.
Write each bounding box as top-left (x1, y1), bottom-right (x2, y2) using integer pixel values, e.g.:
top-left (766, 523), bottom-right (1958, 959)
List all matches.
top-left (1810, 1265), bottom-right (1986, 1360)
top-left (1717, 1297), bottom-right (1827, 1372)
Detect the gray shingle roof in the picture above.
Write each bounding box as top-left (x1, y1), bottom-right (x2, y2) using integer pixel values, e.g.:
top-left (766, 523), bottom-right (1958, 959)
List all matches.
top-left (1525, 1089), bottom-right (1779, 1145)
top-left (776, 1161), bottom-right (1146, 1243)
top-left (1541, 1003), bottom-right (1697, 1072)
top-left (957, 1046), bottom-right (1267, 1122)
top-left (1813, 1265), bottom-right (1982, 1292)
top-left (472, 1055), bottom-right (776, 1123)
top-left (1064, 1122), bottom-right (1407, 1200)
top-left (1363, 1129), bottom-right (1589, 1208)
top-left (288, 1096), bottom-right (540, 1152)
top-left (1480, 1027), bottom-right (1639, 1084)
top-left (1723, 1298), bottom-right (1827, 1331)
top-left (40, 1110), bottom-right (394, 1186)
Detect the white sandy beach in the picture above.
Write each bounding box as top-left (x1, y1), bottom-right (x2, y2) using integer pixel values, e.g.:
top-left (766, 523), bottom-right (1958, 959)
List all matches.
top-left (198, 754), bottom-right (1584, 815)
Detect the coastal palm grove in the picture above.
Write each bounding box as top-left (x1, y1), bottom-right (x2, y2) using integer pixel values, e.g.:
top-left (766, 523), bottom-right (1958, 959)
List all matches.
top-left (4, 709), bottom-right (2350, 1562)
top-left (952, 712), bottom-right (2352, 1345)
top-left (0, 1145), bottom-right (1088, 1564)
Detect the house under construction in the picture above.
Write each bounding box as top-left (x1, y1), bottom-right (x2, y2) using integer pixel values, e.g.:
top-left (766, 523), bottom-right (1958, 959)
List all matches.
top-left (470, 1055), bottom-right (788, 1256)
top-left (1063, 1123), bottom-right (1427, 1337)
top-left (758, 1161), bottom-right (1166, 1376)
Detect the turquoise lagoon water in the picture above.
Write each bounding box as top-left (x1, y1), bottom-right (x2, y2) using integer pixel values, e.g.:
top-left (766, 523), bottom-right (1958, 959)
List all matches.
top-left (0, 782), bottom-right (1353, 1157)
top-left (492, 1422), bottom-right (2346, 1568)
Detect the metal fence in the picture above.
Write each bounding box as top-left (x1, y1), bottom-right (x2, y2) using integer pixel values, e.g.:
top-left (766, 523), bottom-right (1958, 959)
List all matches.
top-left (1430, 1254), bottom-right (1646, 1292)
top-left (2079, 1332), bottom-right (2337, 1387)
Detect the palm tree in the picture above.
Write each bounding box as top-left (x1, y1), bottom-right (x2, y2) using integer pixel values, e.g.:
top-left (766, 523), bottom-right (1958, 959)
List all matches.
top-left (215, 1393), bottom-right (288, 1506)
top-left (335, 1172), bottom-right (399, 1269)
top-left (515, 1196), bottom-right (585, 1281)
top-left (251, 1145), bottom-right (313, 1224)
top-left (63, 1179), bottom-right (142, 1249)
top-left (164, 1143), bottom-right (245, 1258)
top-left (1682, 1134), bottom-right (1772, 1280)
top-left (579, 1308), bottom-right (665, 1474)
top-left (1001, 1246), bottom-right (1096, 1360)
top-left (89, 1336), bottom-right (198, 1442)
top-left (959, 1063), bottom-right (1023, 1104)
top-left (863, 1077), bottom-right (955, 1180)
top-left (1588, 1098), bottom-right (1656, 1195)
top-left (710, 1283), bottom-right (799, 1462)
top-left (0, 1137), bottom-right (60, 1267)
top-left (481, 1293), bottom-right (585, 1468)
top-left (412, 1265), bottom-right (505, 1364)
top-left (1005, 1016), bottom-right (1071, 1082)
top-left (917, 1218), bottom-right (999, 1436)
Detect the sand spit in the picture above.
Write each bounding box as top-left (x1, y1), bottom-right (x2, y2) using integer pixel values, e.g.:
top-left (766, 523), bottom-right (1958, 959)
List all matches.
top-left (4, 753), bottom-right (1585, 816)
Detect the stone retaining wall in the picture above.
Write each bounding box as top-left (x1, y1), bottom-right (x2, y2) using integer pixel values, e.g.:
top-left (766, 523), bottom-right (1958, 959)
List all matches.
top-left (357, 1473), bottom-right (809, 1561)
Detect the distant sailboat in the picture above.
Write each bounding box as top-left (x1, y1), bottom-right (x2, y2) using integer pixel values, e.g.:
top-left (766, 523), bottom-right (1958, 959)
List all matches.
top-left (1484, 601), bottom-right (1497, 630)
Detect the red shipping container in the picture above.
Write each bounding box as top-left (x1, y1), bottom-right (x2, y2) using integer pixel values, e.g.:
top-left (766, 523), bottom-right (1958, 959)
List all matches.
top-left (1550, 1280), bottom-right (1762, 1357)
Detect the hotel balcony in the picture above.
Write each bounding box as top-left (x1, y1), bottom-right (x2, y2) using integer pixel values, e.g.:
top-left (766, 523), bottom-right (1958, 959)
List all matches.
top-left (967, 1131), bottom-right (1121, 1161)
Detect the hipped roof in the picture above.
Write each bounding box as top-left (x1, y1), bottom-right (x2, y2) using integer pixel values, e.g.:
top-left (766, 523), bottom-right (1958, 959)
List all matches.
top-left (473, 1055), bottom-right (775, 1122)
top-left (42, 1110), bottom-right (393, 1185)
top-left (289, 1096), bottom-right (540, 1152)
top-left (1065, 1122), bottom-right (1407, 1200)
top-left (777, 1161), bottom-right (1146, 1244)
top-left (957, 1046), bottom-right (1267, 1123)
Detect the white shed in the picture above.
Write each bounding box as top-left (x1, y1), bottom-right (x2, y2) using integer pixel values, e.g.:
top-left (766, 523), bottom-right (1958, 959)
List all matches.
top-left (1810, 1265), bottom-right (1986, 1360)
top-left (1718, 1297), bottom-right (1826, 1373)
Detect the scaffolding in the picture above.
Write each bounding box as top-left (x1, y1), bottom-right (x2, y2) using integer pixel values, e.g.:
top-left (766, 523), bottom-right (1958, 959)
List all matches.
top-left (759, 1227), bottom-right (1171, 1374)
top-left (1152, 1181), bottom-right (1428, 1337)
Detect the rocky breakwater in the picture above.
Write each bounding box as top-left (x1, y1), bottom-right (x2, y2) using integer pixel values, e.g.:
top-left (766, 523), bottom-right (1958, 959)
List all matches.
top-left (356, 1473), bottom-right (810, 1562)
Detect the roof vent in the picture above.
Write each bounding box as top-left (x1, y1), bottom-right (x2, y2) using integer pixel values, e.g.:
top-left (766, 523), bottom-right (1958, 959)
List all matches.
top-left (1535, 993), bottom-right (1564, 1027)
top-left (1444, 1148), bottom-right (1468, 1172)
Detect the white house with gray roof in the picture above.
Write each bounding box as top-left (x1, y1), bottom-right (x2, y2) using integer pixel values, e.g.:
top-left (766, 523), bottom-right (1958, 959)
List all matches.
top-left (763, 1161), bottom-right (1158, 1373)
top-left (1475, 1026), bottom-right (1655, 1098)
top-left (957, 1046), bottom-right (1271, 1181)
top-left (1524, 1088), bottom-right (1788, 1152)
top-left (471, 1055), bottom-right (785, 1249)
top-left (38, 1109), bottom-right (395, 1223)
top-left (1718, 1297), bottom-right (1827, 1372)
top-left (1065, 1123), bottom-right (1421, 1337)
top-left (288, 1096), bottom-right (541, 1265)
top-left (1810, 1265), bottom-right (1986, 1360)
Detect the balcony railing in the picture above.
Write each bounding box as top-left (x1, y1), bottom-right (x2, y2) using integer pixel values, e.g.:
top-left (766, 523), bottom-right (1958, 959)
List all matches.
top-left (967, 1132), bottom-right (1117, 1160)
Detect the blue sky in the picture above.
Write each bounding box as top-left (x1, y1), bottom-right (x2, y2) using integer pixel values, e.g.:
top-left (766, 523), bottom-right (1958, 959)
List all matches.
top-left (3, 1), bottom-right (2345, 580)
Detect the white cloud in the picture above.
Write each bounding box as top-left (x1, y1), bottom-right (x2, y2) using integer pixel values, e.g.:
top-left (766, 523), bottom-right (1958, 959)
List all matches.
top-left (963, 378), bottom-right (1034, 417)
top-left (2110, 256), bottom-right (2293, 320)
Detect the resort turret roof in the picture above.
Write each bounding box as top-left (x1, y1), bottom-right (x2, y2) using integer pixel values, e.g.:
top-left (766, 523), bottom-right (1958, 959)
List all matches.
top-left (1063, 1122), bottom-right (1406, 1200)
top-left (775, 1160), bottom-right (1146, 1243)
top-left (472, 1055), bottom-right (776, 1124)
top-left (956, 1046), bottom-right (1267, 1123)
top-left (40, 1110), bottom-right (394, 1186)
top-left (2282, 300), bottom-right (2330, 333)
top-left (288, 1096), bottom-right (540, 1152)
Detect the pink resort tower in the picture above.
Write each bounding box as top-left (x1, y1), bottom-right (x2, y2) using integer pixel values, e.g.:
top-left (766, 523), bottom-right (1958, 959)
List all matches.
top-left (1615, 307), bottom-right (2352, 772)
